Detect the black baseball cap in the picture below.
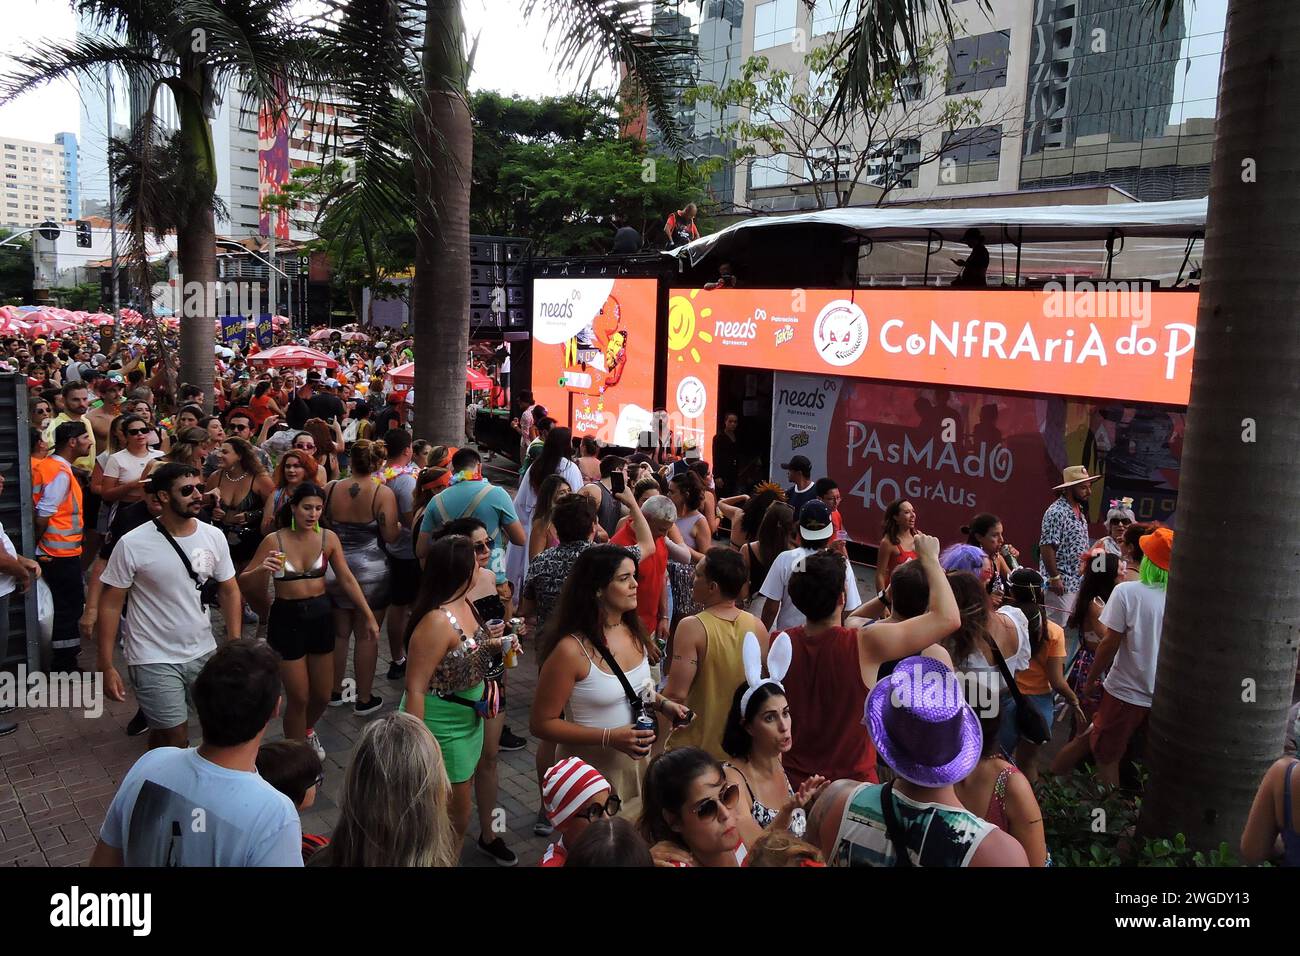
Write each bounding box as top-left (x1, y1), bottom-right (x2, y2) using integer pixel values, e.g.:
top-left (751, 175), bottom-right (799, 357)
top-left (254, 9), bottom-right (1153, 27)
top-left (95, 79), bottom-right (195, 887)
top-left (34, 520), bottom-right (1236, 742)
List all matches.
top-left (781, 454), bottom-right (812, 474)
top-left (798, 500), bottom-right (834, 540)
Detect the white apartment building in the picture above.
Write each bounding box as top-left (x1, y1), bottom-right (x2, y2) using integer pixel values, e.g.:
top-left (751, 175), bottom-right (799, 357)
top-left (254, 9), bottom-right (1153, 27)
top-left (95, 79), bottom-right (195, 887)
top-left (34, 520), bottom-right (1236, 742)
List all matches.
top-left (0, 136), bottom-right (76, 231)
top-left (733, 0), bottom-right (1028, 212)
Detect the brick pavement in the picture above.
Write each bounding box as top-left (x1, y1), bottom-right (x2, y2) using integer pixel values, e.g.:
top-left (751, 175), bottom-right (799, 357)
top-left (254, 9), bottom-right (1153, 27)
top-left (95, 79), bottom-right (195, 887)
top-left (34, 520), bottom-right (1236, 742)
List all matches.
top-left (0, 624), bottom-right (555, 867)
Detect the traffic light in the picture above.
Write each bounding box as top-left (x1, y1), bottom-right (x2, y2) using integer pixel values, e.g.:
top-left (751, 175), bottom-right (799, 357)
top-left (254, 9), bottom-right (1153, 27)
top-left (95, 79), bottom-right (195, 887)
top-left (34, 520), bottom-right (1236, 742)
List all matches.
top-left (75, 220), bottom-right (91, 248)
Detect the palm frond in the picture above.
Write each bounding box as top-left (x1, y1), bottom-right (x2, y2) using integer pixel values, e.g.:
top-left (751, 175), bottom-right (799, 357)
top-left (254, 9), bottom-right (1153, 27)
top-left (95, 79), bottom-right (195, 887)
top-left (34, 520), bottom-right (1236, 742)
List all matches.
top-left (521, 0), bottom-right (695, 154)
top-left (0, 34), bottom-right (171, 105)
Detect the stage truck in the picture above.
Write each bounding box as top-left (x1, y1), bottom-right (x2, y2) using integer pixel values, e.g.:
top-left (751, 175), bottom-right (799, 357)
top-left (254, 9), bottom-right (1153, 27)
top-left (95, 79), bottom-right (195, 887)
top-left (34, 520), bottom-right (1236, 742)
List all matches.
top-left (526, 199), bottom-right (1205, 560)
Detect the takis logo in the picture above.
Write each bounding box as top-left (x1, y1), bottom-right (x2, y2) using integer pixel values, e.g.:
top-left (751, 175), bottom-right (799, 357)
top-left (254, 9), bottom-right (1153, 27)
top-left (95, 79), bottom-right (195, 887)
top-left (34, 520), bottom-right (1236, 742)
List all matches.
top-left (676, 375), bottom-right (707, 418)
top-left (813, 300), bottom-right (868, 367)
top-left (775, 324), bottom-right (794, 346)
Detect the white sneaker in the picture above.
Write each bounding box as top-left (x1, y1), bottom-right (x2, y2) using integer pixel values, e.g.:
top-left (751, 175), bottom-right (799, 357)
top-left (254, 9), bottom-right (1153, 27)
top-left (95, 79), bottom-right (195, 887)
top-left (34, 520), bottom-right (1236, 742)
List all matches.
top-left (306, 730), bottom-right (326, 761)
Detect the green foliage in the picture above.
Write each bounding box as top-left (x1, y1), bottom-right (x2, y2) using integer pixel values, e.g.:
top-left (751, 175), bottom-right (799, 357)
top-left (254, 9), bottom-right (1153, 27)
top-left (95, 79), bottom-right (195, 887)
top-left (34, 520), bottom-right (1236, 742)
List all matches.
top-left (0, 229), bottom-right (34, 302)
top-left (470, 91), bottom-right (710, 255)
top-left (48, 282), bottom-right (102, 312)
top-left (1037, 770), bottom-right (1238, 867)
top-left (686, 35), bottom-right (991, 208)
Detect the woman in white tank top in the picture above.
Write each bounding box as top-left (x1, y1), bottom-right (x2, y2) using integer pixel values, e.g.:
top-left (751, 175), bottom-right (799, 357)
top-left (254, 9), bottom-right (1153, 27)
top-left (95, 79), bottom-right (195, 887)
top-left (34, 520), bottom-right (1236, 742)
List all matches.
top-left (530, 545), bottom-right (691, 823)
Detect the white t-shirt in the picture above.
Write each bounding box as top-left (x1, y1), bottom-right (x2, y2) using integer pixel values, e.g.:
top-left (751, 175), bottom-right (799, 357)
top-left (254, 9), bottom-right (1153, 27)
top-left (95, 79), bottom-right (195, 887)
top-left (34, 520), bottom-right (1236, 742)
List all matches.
top-left (100, 520), bottom-right (236, 666)
top-left (103, 448), bottom-right (163, 518)
top-left (0, 520), bottom-right (17, 599)
top-left (759, 545), bottom-right (862, 632)
top-left (1098, 581), bottom-right (1166, 707)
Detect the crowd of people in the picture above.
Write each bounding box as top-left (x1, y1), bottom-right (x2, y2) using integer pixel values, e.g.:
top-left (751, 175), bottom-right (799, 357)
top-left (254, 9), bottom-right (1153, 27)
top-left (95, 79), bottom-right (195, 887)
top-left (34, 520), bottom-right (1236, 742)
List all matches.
top-left (3, 327), bottom-right (1297, 869)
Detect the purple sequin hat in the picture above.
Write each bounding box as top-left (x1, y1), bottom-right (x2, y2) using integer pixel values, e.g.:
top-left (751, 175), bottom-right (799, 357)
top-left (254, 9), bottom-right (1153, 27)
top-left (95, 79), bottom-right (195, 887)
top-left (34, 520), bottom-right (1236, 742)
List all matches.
top-left (864, 656), bottom-right (982, 788)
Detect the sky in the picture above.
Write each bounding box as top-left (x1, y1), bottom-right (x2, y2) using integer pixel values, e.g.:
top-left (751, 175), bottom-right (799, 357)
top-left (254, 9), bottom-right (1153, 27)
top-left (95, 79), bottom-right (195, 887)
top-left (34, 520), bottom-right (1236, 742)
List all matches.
top-left (0, 0), bottom-right (616, 144)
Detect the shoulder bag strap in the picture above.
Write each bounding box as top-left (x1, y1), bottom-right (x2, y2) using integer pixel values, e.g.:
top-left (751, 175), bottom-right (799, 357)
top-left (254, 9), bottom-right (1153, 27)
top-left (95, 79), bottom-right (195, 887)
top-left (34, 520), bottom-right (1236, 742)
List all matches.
top-left (591, 640), bottom-right (643, 719)
top-left (879, 781), bottom-right (914, 868)
top-left (983, 630), bottom-right (1030, 711)
top-left (432, 491), bottom-right (450, 524)
top-left (153, 519), bottom-right (205, 609)
top-left (460, 483), bottom-right (495, 520)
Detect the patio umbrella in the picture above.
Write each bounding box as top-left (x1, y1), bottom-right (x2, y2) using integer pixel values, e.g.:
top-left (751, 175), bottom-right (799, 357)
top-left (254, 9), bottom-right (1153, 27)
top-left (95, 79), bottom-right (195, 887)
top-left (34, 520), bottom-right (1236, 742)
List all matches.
top-left (387, 362), bottom-right (491, 390)
top-left (247, 344), bottom-right (339, 370)
top-left (307, 328), bottom-right (337, 342)
top-left (340, 330), bottom-right (370, 343)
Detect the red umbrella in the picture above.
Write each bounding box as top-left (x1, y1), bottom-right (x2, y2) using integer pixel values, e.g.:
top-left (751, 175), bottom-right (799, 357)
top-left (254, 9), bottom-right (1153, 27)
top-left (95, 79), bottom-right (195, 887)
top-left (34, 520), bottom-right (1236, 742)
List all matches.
top-left (340, 330), bottom-right (370, 343)
top-left (0, 316), bottom-right (30, 334)
top-left (387, 362), bottom-right (491, 390)
top-left (248, 344), bottom-right (339, 370)
top-left (86, 313), bottom-right (116, 326)
top-left (307, 328), bottom-right (337, 342)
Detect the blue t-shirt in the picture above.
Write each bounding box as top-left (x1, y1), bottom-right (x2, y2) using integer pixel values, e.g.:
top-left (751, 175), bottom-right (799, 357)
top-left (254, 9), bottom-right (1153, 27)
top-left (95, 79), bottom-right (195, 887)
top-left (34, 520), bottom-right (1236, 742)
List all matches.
top-left (419, 479), bottom-right (519, 583)
top-left (100, 747), bottom-right (303, 867)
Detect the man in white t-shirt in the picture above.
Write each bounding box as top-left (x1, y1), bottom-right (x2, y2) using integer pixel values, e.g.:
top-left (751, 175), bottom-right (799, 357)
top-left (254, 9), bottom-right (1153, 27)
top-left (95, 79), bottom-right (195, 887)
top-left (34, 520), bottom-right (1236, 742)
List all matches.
top-left (97, 462), bottom-right (243, 750)
top-left (1052, 526), bottom-right (1172, 786)
top-left (90, 640), bottom-right (303, 867)
top-left (759, 500), bottom-right (861, 632)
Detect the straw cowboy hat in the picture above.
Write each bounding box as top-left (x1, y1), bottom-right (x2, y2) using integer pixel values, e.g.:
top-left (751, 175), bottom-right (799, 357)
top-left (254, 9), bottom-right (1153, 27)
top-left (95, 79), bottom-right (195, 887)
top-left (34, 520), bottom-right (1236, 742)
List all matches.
top-left (1053, 465), bottom-right (1103, 491)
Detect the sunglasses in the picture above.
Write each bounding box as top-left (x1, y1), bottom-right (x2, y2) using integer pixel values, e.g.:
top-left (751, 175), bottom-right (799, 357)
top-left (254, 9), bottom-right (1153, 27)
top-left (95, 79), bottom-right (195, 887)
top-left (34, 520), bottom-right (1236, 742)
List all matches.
top-left (230, 423), bottom-right (250, 432)
top-left (295, 442), bottom-right (316, 450)
top-left (574, 794), bottom-right (621, 822)
top-left (472, 541), bottom-right (491, 554)
top-left (126, 428), bottom-right (149, 436)
top-left (312, 772), bottom-right (325, 791)
top-left (691, 783), bottom-right (740, 821)
top-left (173, 483), bottom-right (204, 497)
top-left (1110, 519), bottom-right (1132, 526)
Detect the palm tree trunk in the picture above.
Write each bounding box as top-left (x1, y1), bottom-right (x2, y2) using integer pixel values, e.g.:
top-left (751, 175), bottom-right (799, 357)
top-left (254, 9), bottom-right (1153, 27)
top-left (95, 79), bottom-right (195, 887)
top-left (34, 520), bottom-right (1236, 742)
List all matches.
top-left (176, 206), bottom-right (216, 411)
top-left (411, 0), bottom-right (471, 445)
top-left (1137, 0), bottom-right (1300, 850)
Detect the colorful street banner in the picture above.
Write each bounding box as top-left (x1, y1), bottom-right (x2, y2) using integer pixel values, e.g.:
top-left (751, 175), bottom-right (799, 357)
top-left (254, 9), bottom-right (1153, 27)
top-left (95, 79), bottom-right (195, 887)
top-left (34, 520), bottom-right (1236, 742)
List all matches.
top-left (770, 370), bottom-right (1183, 546)
top-left (530, 277), bottom-right (657, 447)
top-left (258, 81), bottom-right (290, 240)
top-left (256, 314), bottom-right (274, 348)
top-left (219, 314), bottom-right (246, 350)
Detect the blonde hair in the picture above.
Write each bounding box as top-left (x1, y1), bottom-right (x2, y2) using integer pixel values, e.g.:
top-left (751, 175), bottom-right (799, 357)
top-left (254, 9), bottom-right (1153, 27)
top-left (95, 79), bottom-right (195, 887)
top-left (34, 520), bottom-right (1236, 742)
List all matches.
top-left (746, 829), bottom-right (826, 867)
top-left (349, 438), bottom-right (387, 476)
top-left (327, 712), bottom-right (458, 867)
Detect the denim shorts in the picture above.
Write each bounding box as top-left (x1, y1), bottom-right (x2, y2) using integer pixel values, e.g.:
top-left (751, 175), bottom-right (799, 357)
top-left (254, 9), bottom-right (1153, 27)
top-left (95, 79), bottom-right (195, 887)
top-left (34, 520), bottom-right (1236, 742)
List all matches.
top-left (129, 650), bottom-right (215, 730)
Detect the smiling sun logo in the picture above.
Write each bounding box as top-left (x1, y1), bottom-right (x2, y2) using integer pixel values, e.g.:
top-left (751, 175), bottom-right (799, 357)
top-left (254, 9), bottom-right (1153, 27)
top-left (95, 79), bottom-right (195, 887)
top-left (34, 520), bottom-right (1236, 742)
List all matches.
top-left (668, 289), bottom-right (713, 363)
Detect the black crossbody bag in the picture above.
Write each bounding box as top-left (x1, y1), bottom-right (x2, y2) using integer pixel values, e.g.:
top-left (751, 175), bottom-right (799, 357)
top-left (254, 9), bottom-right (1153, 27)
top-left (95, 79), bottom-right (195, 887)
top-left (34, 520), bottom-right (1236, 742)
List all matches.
top-left (153, 520), bottom-right (220, 609)
top-left (983, 633), bottom-right (1052, 745)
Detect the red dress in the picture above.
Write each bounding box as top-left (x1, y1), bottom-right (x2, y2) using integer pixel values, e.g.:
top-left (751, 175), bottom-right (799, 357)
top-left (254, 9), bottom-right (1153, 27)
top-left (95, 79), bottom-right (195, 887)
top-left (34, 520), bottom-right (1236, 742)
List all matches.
top-left (888, 545), bottom-right (918, 571)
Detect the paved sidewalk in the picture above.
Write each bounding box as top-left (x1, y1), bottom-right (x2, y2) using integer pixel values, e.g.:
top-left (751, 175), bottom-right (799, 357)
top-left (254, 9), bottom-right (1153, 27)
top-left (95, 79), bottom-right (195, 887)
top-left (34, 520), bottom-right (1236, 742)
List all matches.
top-left (0, 627), bottom-right (553, 868)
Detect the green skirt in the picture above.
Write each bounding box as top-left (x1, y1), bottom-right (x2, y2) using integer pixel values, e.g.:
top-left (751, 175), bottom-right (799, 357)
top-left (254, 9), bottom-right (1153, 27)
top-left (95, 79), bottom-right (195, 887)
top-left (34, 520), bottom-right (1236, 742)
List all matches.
top-left (401, 684), bottom-right (485, 784)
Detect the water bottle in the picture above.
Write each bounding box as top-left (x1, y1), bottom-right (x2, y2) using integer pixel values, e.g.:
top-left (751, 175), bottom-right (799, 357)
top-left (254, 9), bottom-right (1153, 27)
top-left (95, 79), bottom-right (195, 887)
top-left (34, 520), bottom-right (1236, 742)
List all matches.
top-left (1002, 544), bottom-right (1019, 570)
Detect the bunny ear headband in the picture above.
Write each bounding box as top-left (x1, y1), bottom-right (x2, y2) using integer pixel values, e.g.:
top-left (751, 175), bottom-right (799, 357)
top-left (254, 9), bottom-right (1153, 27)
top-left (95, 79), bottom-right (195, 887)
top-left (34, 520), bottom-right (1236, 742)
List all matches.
top-left (740, 631), bottom-right (792, 717)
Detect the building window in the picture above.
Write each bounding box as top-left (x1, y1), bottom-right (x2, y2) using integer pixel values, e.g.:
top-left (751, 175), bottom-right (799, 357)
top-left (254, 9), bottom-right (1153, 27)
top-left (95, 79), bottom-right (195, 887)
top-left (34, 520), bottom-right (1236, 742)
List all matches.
top-left (749, 153), bottom-right (790, 189)
top-left (752, 78), bottom-right (792, 121)
top-left (753, 0), bottom-right (796, 51)
top-left (941, 125), bottom-right (1002, 183)
top-left (808, 67), bottom-right (837, 106)
top-left (811, 0), bottom-right (850, 37)
top-left (947, 31), bottom-right (1010, 93)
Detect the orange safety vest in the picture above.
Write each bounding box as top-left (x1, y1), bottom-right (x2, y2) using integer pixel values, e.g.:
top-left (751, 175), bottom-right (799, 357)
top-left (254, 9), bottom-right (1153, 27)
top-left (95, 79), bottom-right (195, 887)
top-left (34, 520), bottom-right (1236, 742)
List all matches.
top-left (33, 456), bottom-right (84, 558)
top-left (30, 455), bottom-right (59, 503)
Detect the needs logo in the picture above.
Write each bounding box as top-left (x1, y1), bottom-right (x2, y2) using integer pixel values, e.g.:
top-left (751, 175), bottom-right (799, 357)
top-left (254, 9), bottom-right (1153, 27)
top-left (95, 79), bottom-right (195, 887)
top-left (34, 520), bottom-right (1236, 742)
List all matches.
top-left (813, 300), bottom-right (868, 367)
top-left (676, 376), bottom-right (707, 418)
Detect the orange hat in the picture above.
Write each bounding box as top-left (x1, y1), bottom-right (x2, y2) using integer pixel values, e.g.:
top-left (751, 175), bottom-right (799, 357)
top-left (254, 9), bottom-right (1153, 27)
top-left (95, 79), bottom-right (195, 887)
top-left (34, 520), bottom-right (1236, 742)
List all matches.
top-left (1138, 526), bottom-right (1173, 571)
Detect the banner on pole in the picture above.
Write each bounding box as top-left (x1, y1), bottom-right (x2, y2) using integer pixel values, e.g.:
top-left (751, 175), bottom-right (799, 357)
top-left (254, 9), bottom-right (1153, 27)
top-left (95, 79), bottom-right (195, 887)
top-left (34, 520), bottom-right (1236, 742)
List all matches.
top-left (256, 314), bottom-right (274, 348)
top-left (219, 314), bottom-right (246, 349)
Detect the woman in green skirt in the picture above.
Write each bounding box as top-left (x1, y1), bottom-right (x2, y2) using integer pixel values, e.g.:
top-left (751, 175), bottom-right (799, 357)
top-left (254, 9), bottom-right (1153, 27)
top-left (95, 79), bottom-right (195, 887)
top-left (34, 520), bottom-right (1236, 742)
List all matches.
top-left (403, 535), bottom-right (508, 837)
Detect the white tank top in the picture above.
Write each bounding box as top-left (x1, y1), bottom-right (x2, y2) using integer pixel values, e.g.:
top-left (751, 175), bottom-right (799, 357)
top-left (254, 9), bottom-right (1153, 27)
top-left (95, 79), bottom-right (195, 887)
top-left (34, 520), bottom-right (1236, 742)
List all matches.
top-left (566, 638), bottom-right (651, 730)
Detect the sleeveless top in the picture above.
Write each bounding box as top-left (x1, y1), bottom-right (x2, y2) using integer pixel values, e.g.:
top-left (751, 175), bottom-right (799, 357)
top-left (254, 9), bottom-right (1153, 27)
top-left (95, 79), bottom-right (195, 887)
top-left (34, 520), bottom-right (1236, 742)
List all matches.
top-left (428, 609), bottom-right (495, 696)
top-left (832, 782), bottom-right (996, 867)
top-left (217, 472), bottom-right (260, 523)
top-left (782, 625), bottom-right (878, 787)
top-left (668, 609), bottom-right (757, 760)
top-left (984, 763), bottom-right (1020, 831)
top-left (567, 638), bottom-right (651, 730)
top-left (888, 545), bottom-right (918, 571)
top-left (745, 542), bottom-right (773, 599)
top-left (324, 480), bottom-right (382, 552)
top-left (727, 763), bottom-right (805, 839)
top-left (594, 482), bottom-right (621, 538)
top-left (675, 512), bottom-right (708, 548)
top-left (273, 530), bottom-right (326, 582)
top-left (1284, 761), bottom-right (1300, 867)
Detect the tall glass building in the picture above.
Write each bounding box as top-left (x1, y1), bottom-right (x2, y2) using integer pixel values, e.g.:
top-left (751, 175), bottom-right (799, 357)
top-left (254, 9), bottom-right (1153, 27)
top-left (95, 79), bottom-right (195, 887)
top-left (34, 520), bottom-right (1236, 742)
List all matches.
top-left (1019, 0), bottom-right (1226, 200)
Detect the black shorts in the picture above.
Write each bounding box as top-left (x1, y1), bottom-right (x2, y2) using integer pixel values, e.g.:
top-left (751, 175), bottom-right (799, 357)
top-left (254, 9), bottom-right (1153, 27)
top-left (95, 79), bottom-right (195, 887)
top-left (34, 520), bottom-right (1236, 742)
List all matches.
top-left (390, 557), bottom-right (422, 607)
top-left (84, 490), bottom-right (102, 528)
top-left (267, 595), bottom-right (334, 661)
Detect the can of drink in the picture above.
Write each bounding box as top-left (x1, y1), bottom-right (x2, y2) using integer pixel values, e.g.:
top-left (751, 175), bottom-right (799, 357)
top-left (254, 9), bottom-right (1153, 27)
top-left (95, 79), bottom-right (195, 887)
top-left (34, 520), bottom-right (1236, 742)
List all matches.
top-left (502, 634), bottom-right (519, 669)
top-left (508, 617), bottom-right (525, 635)
top-left (634, 709), bottom-right (657, 736)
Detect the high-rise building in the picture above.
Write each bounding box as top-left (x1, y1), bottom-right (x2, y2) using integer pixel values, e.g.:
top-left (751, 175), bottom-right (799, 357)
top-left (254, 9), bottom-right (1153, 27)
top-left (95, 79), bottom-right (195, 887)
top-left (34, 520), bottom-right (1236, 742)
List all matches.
top-left (1019, 0), bottom-right (1223, 200)
top-left (54, 133), bottom-right (79, 223)
top-left (725, 0), bottom-right (1224, 212)
top-left (0, 135), bottom-right (77, 231)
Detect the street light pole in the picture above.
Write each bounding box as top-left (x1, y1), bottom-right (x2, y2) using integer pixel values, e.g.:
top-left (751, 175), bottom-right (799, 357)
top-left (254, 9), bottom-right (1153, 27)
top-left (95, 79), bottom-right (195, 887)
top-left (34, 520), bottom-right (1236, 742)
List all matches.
top-left (107, 65), bottom-right (121, 342)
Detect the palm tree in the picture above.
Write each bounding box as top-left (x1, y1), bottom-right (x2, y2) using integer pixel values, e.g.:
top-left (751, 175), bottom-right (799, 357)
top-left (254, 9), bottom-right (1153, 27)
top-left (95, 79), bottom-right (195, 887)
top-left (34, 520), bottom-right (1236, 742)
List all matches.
top-left (832, 0), bottom-right (1298, 851)
top-left (324, 0), bottom-right (690, 445)
top-left (0, 0), bottom-right (328, 410)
